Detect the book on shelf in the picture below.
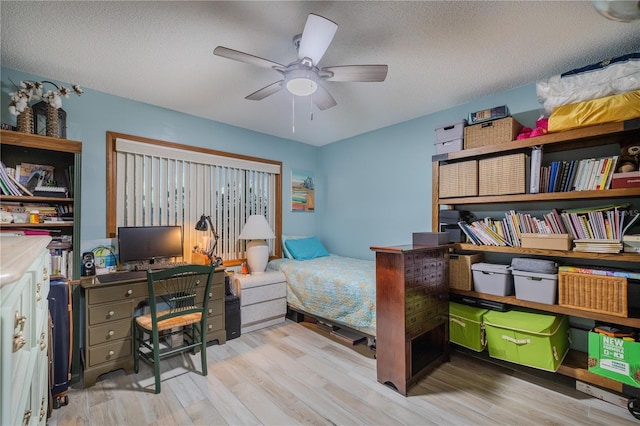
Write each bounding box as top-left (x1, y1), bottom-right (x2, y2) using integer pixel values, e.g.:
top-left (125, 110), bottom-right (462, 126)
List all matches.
top-left (573, 239), bottom-right (623, 254)
top-left (558, 265), bottom-right (640, 280)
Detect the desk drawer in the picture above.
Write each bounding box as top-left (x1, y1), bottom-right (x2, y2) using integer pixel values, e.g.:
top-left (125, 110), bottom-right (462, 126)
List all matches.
top-left (88, 282), bottom-right (147, 305)
top-left (206, 314), bottom-right (223, 335)
top-left (88, 318), bottom-right (132, 346)
top-left (88, 339), bottom-right (132, 368)
top-left (88, 300), bottom-right (132, 326)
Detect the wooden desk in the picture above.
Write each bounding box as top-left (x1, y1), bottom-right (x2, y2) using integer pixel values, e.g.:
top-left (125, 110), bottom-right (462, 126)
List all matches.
top-left (79, 268), bottom-right (225, 387)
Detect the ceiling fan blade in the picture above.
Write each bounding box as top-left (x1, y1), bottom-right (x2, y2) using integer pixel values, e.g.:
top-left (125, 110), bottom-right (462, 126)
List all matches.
top-left (214, 46), bottom-right (284, 70)
top-left (322, 65), bottom-right (388, 82)
top-left (298, 14), bottom-right (338, 65)
top-left (313, 84), bottom-right (337, 110)
top-left (245, 80), bottom-right (284, 100)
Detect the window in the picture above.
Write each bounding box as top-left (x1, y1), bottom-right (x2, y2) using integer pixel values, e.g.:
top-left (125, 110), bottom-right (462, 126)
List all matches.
top-left (106, 132), bottom-right (282, 264)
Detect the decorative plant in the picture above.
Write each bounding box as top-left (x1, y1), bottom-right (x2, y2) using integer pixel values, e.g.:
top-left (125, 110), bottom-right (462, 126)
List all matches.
top-left (8, 80), bottom-right (83, 115)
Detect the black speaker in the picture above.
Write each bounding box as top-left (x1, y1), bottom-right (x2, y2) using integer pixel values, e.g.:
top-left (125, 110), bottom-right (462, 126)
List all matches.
top-left (81, 252), bottom-right (96, 276)
top-left (225, 295), bottom-right (241, 340)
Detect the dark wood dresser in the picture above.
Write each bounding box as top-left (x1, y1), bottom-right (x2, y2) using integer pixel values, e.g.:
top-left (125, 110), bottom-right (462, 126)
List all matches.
top-left (370, 244), bottom-right (449, 395)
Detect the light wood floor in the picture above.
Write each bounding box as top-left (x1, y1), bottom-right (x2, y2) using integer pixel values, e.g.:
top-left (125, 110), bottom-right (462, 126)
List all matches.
top-left (48, 320), bottom-right (637, 425)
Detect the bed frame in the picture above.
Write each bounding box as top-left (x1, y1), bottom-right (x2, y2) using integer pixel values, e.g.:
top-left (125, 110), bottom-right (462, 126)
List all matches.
top-left (286, 306), bottom-right (377, 350)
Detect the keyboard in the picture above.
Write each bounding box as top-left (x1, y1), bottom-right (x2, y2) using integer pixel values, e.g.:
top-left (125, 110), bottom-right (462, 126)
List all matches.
top-left (97, 270), bottom-right (147, 283)
top-left (97, 262), bottom-right (191, 283)
top-left (138, 261), bottom-right (189, 271)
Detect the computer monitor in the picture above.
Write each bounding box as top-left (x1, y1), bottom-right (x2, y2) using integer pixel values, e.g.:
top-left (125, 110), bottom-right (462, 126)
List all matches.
top-left (117, 225), bottom-right (183, 264)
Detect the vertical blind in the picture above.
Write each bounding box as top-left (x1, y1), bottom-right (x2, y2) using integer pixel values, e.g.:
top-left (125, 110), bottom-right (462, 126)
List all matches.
top-left (114, 138), bottom-right (279, 262)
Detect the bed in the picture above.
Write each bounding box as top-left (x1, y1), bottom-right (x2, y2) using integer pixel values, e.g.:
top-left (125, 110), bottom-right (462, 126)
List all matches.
top-left (267, 252), bottom-right (376, 338)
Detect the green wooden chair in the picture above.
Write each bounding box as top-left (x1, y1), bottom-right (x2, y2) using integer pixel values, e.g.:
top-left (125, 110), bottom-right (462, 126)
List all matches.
top-left (133, 264), bottom-right (214, 393)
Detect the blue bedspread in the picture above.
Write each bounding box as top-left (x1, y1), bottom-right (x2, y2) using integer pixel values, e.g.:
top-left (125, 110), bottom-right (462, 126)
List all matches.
top-left (267, 255), bottom-right (376, 336)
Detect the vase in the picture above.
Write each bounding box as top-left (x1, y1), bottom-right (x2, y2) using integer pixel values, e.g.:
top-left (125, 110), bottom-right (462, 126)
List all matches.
top-left (46, 103), bottom-right (59, 138)
top-left (16, 105), bottom-right (33, 134)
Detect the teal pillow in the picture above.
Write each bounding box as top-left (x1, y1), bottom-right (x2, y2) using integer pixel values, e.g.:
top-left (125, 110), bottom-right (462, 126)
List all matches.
top-left (285, 236), bottom-right (329, 260)
top-left (281, 235), bottom-right (309, 259)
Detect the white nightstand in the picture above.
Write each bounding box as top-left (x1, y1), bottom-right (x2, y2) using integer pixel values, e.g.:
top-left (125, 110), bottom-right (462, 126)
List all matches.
top-left (232, 270), bottom-right (286, 333)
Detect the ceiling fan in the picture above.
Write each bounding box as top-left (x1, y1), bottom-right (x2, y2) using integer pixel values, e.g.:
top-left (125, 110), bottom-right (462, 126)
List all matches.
top-left (213, 13), bottom-right (388, 111)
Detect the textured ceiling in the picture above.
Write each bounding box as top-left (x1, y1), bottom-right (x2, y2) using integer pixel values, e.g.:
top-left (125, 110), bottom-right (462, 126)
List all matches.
top-left (2, 1), bottom-right (639, 146)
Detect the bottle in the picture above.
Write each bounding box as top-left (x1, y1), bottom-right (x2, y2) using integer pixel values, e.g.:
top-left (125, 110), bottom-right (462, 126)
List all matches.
top-left (241, 261), bottom-right (249, 274)
top-left (29, 210), bottom-right (40, 224)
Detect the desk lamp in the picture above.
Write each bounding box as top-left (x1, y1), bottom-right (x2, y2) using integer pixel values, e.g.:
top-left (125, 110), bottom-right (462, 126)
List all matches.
top-left (195, 214), bottom-right (222, 266)
top-left (238, 215), bottom-right (275, 273)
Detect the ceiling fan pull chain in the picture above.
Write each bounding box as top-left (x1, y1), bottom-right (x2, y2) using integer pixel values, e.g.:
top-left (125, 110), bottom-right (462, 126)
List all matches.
top-left (310, 94), bottom-right (314, 121)
top-left (292, 95), bottom-right (295, 133)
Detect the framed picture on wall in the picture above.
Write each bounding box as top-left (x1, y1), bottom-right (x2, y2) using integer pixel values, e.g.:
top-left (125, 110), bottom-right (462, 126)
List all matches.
top-left (291, 169), bottom-right (315, 212)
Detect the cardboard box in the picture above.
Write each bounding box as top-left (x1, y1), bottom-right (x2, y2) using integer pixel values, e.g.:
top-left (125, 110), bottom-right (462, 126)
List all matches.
top-left (575, 381), bottom-right (630, 409)
top-left (588, 332), bottom-right (640, 387)
top-left (520, 233), bottom-right (572, 251)
top-left (449, 302), bottom-right (488, 352)
top-left (413, 232), bottom-right (449, 246)
top-left (472, 262), bottom-right (513, 296)
top-left (484, 309), bottom-right (569, 372)
top-left (611, 171), bottom-right (640, 189)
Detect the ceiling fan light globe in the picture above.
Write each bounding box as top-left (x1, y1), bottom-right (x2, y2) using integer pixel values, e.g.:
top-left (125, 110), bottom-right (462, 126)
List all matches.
top-left (592, 0), bottom-right (640, 21)
top-left (286, 78), bottom-right (318, 96)
top-left (285, 68), bottom-right (319, 96)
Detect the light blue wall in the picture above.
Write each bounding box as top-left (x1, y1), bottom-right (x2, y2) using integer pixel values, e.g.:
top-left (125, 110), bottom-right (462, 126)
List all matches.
top-left (317, 84), bottom-right (543, 259)
top-left (2, 67), bottom-right (544, 259)
top-left (1, 67), bottom-right (319, 242)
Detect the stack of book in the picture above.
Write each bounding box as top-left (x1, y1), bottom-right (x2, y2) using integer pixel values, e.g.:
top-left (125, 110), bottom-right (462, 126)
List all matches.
top-left (530, 151), bottom-right (619, 194)
top-left (457, 205), bottom-right (640, 253)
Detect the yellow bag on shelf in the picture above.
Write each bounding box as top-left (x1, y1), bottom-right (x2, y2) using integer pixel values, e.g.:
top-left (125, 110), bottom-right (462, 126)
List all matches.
top-left (548, 90), bottom-right (640, 133)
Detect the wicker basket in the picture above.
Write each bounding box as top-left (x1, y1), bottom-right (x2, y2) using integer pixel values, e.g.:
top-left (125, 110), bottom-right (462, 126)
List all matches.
top-left (558, 271), bottom-right (628, 317)
top-left (439, 160), bottom-right (478, 198)
top-left (449, 253), bottom-right (484, 291)
top-left (463, 117), bottom-right (523, 149)
top-left (478, 153), bottom-right (528, 196)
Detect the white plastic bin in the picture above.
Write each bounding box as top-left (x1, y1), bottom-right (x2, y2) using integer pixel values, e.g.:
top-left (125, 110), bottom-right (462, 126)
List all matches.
top-left (513, 269), bottom-right (558, 304)
top-left (471, 263), bottom-right (513, 296)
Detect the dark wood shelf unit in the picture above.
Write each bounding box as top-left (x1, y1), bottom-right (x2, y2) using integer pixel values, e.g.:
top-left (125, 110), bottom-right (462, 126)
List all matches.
top-left (371, 244), bottom-right (450, 396)
top-left (0, 129), bottom-right (82, 279)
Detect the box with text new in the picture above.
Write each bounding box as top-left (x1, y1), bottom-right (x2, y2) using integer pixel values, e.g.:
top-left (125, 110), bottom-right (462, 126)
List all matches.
top-left (588, 332), bottom-right (640, 387)
top-left (438, 160), bottom-right (477, 198)
top-left (484, 309), bottom-right (569, 372)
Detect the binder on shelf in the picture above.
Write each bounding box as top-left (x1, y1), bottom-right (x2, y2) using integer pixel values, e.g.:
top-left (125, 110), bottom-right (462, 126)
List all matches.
top-left (529, 146), bottom-right (542, 194)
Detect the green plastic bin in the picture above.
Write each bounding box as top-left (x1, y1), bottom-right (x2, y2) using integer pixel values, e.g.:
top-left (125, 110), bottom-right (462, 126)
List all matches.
top-left (449, 302), bottom-right (488, 351)
top-left (484, 309), bottom-right (569, 372)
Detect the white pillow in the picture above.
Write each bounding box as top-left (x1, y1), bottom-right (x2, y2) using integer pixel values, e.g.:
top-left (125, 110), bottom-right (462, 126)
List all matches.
top-left (282, 235), bottom-right (310, 259)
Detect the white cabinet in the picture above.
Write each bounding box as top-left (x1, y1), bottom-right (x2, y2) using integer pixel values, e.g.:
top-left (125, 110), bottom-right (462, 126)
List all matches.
top-left (232, 271), bottom-right (286, 333)
top-left (1, 236), bottom-right (51, 426)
